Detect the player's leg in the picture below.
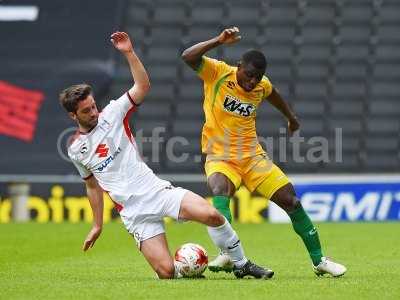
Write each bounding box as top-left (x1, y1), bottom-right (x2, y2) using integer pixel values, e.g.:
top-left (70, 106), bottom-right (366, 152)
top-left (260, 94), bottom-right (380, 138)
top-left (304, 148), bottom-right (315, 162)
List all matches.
top-left (179, 190), bottom-right (246, 268)
top-left (178, 190), bottom-right (274, 279)
top-left (269, 183), bottom-right (324, 265)
top-left (250, 161), bottom-right (324, 266)
top-left (269, 183), bottom-right (346, 276)
top-left (205, 159), bottom-right (240, 223)
top-left (207, 173), bottom-right (236, 223)
top-left (255, 166), bottom-right (346, 277)
top-left (204, 170), bottom-right (236, 271)
top-left (205, 161), bottom-right (242, 271)
top-left (140, 233), bottom-right (176, 279)
top-left (178, 190), bottom-right (224, 226)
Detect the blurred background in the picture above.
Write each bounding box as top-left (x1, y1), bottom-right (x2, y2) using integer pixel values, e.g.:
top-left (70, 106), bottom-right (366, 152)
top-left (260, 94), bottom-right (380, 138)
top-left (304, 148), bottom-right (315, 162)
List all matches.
top-left (0, 0), bottom-right (399, 223)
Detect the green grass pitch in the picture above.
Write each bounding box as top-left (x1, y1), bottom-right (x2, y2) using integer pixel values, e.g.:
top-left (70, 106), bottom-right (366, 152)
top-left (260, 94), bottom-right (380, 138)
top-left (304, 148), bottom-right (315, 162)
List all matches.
top-left (1, 222), bottom-right (399, 300)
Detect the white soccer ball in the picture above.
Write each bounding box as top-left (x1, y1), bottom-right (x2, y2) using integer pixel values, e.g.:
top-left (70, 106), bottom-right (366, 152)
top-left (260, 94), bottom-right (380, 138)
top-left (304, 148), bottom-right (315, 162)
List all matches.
top-left (174, 243), bottom-right (208, 277)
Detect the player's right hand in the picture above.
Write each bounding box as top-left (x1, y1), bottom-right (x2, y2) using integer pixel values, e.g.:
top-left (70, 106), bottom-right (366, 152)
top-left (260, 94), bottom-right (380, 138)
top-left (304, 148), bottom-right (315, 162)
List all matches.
top-left (218, 27), bottom-right (241, 44)
top-left (82, 225), bottom-right (102, 251)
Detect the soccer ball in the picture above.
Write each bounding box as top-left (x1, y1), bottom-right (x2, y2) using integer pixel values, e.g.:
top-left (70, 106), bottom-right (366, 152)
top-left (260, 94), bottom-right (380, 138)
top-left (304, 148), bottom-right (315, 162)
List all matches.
top-left (174, 243), bottom-right (208, 277)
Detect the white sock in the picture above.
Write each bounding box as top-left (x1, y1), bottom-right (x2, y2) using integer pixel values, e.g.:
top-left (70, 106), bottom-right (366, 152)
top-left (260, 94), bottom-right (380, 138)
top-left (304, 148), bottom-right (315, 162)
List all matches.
top-left (173, 261), bottom-right (183, 279)
top-left (207, 218), bottom-right (248, 268)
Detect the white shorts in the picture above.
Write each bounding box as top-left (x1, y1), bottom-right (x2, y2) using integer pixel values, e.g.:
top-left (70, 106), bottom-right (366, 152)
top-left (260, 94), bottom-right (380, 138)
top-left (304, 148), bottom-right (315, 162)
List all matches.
top-left (119, 184), bottom-right (188, 248)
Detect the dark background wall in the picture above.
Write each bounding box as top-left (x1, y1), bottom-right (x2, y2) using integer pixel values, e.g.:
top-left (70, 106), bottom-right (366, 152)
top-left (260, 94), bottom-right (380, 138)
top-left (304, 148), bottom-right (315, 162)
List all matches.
top-left (1, 0), bottom-right (399, 177)
top-left (0, 0), bottom-right (124, 174)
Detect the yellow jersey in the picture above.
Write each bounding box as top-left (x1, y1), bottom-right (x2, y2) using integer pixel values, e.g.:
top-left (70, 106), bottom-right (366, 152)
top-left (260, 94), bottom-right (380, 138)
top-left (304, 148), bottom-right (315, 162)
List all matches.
top-left (196, 56), bottom-right (273, 160)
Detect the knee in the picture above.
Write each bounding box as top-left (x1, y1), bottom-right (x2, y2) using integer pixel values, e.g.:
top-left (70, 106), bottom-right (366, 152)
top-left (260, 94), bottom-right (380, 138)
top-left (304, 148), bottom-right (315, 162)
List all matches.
top-left (155, 261), bottom-right (175, 279)
top-left (206, 208), bottom-right (225, 226)
top-left (208, 174), bottom-right (234, 196)
top-left (271, 184), bottom-right (300, 213)
top-left (280, 195), bottom-right (300, 213)
top-left (210, 182), bottom-right (230, 196)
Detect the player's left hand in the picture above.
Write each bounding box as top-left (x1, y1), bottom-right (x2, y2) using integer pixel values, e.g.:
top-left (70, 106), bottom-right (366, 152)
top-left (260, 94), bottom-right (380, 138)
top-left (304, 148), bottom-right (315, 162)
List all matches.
top-left (111, 31), bottom-right (133, 53)
top-left (82, 225), bottom-right (102, 251)
top-left (288, 117), bottom-right (300, 135)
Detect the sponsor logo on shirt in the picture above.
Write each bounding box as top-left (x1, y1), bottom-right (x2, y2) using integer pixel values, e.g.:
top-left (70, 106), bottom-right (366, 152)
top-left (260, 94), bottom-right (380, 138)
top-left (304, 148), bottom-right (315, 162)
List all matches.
top-left (223, 94), bottom-right (256, 117)
top-left (97, 147), bottom-right (122, 171)
top-left (95, 144), bottom-right (109, 158)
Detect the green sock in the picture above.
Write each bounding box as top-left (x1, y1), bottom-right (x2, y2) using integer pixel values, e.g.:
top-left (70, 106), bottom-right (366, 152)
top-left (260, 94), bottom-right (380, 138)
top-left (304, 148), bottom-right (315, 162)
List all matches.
top-left (289, 204), bottom-right (323, 266)
top-left (212, 195), bottom-right (232, 223)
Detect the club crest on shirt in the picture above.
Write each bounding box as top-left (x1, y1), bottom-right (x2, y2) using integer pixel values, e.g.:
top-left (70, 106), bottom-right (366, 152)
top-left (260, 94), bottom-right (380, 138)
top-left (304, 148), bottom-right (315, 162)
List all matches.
top-left (227, 81), bottom-right (235, 89)
top-left (223, 94), bottom-right (256, 117)
top-left (80, 143), bottom-right (88, 154)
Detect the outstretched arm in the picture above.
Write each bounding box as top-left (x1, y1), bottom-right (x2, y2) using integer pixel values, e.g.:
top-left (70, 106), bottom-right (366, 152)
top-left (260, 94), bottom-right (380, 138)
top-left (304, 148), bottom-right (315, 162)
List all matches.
top-left (267, 88), bottom-right (300, 135)
top-left (181, 27), bottom-right (241, 70)
top-left (82, 176), bottom-right (104, 251)
top-left (111, 31), bottom-right (150, 105)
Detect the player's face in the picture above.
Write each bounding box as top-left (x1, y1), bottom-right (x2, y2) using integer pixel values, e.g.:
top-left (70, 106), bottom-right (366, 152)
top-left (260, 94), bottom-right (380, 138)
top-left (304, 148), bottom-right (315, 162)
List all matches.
top-left (73, 95), bottom-right (99, 130)
top-left (236, 63), bottom-right (264, 92)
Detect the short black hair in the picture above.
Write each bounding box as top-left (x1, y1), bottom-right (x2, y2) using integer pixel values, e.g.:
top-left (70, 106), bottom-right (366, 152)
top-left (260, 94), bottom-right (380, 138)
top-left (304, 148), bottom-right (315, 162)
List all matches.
top-left (241, 49), bottom-right (267, 72)
top-left (59, 83), bottom-right (92, 113)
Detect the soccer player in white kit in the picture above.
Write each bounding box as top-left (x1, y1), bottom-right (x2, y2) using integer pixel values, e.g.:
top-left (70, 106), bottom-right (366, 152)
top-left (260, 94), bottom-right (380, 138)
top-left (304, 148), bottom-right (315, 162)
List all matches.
top-left (60, 31), bottom-right (273, 279)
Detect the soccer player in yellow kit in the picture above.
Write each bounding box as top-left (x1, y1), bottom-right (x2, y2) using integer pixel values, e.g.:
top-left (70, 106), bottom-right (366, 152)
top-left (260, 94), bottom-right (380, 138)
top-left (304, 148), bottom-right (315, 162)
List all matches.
top-left (182, 27), bottom-right (347, 277)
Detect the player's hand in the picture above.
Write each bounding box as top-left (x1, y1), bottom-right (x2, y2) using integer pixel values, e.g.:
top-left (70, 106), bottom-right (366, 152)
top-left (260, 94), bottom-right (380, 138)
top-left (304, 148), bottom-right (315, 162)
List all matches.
top-left (111, 31), bottom-right (133, 54)
top-left (288, 117), bottom-right (300, 135)
top-left (82, 225), bottom-right (102, 251)
top-left (218, 27), bottom-right (241, 45)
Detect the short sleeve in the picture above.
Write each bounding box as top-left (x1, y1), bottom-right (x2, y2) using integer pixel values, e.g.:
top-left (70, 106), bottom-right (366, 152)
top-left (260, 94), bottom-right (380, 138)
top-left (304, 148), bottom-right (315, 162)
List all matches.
top-left (196, 56), bottom-right (228, 82)
top-left (70, 158), bottom-right (92, 180)
top-left (261, 76), bottom-right (273, 99)
top-left (103, 92), bottom-right (138, 120)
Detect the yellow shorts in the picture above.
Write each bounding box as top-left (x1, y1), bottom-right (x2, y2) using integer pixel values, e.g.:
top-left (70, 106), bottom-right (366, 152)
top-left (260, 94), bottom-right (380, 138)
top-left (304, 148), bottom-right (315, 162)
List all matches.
top-left (204, 155), bottom-right (290, 199)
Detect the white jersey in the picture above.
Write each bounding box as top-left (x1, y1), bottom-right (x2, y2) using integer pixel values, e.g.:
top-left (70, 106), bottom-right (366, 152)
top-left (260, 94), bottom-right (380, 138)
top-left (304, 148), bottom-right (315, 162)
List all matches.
top-left (68, 92), bottom-right (170, 211)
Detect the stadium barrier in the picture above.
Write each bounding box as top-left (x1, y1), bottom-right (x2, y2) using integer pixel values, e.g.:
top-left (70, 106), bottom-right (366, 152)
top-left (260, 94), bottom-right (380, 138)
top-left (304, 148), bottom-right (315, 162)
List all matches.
top-left (8, 183), bottom-right (30, 221)
top-left (0, 174), bottom-right (399, 223)
top-left (269, 175), bottom-right (400, 223)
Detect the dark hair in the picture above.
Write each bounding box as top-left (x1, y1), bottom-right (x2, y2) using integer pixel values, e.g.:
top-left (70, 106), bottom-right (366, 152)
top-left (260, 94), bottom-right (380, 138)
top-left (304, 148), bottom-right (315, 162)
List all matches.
top-left (59, 83), bottom-right (92, 113)
top-left (241, 49), bottom-right (267, 72)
